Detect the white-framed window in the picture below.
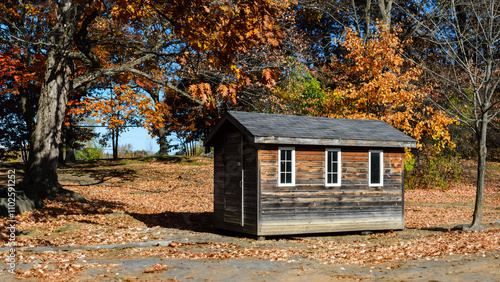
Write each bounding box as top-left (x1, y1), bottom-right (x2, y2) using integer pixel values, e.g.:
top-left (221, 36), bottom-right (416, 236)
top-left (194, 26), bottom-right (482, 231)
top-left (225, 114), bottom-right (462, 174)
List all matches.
top-left (325, 149), bottom-right (341, 186)
top-left (369, 150), bottom-right (383, 186)
top-left (278, 147), bottom-right (295, 186)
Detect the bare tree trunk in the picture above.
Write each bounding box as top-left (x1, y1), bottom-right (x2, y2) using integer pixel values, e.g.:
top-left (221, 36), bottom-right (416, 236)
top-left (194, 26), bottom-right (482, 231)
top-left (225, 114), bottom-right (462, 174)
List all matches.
top-left (13, 0), bottom-right (86, 213)
top-left (66, 146), bottom-right (76, 162)
top-left (20, 49), bottom-right (84, 210)
top-left (65, 123), bottom-right (76, 162)
top-left (470, 116), bottom-right (488, 229)
top-left (158, 127), bottom-right (169, 156)
top-left (20, 145), bottom-right (29, 163)
top-left (144, 88), bottom-right (169, 156)
top-left (364, 0), bottom-right (372, 42)
top-left (19, 88), bottom-right (35, 152)
top-left (59, 142), bottom-right (65, 164)
top-left (65, 124), bottom-right (76, 162)
top-left (112, 129), bottom-right (118, 160)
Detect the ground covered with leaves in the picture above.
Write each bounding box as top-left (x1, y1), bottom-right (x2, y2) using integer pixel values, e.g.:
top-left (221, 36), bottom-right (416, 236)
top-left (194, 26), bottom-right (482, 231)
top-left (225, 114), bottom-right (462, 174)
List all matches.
top-left (1, 157), bottom-right (499, 281)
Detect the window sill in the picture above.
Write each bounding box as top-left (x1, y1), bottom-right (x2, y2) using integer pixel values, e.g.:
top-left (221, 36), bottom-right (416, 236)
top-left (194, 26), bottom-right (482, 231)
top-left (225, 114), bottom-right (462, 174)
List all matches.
top-left (278, 184), bottom-right (295, 187)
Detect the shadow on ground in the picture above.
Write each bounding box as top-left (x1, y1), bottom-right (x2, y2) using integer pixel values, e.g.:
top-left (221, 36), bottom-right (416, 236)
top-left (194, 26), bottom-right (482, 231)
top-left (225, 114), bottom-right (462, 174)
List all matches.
top-left (129, 211), bottom-right (215, 233)
top-left (33, 196), bottom-right (216, 234)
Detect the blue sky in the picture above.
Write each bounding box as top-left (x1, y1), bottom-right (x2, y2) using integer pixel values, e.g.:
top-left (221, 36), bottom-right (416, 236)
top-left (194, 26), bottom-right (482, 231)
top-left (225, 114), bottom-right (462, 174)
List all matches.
top-left (95, 127), bottom-right (160, 154)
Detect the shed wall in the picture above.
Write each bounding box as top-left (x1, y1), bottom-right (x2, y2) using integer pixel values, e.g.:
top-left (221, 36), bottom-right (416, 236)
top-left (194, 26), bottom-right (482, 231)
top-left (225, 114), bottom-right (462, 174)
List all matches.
top-left (213, 126), bottom-right (258, 235)
top-left (259, 145), bottom-right (404, 235)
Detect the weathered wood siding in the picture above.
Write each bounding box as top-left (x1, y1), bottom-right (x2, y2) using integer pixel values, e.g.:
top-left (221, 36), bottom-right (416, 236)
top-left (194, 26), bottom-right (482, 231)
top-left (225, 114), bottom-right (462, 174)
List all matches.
top-left (213, 125), bottom-right (258, 235)
top-left (259, 145), bottom-right (404, 236)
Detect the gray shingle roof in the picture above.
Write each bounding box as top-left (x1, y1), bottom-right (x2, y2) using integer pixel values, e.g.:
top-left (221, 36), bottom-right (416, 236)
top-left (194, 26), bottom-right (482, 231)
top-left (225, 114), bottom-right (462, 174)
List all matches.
top-left (205, 111), bottom-right (417, 148)
top-left (231, 111), bottom-right (414, 141)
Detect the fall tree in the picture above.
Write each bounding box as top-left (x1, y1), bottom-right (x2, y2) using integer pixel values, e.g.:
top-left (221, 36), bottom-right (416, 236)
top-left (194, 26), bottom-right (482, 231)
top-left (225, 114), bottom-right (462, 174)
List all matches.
top-left (327, 25), bottom-right (456, 149)
top-left (401, 0), bottom-right (500, 229)
top-left (0, 0), bottom-right (287, 214)
top-left (272, 25), bottom-right (456, 151)
top-left (0, 45), bottom-right (43, 162)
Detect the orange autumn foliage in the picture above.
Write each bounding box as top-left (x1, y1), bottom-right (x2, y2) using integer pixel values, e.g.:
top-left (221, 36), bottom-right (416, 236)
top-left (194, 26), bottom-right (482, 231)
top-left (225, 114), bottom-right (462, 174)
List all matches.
top-left (326, 25), bottom-right (456, 150)
top-left (70, 84), bottom-right (165, 136)
top-left (1, 0), bottom-right (288, 149)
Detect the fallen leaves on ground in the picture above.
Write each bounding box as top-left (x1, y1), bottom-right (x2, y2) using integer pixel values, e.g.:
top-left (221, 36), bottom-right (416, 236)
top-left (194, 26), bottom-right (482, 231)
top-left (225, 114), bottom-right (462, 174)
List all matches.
top-left (0, 157), bottom-right (499, 280)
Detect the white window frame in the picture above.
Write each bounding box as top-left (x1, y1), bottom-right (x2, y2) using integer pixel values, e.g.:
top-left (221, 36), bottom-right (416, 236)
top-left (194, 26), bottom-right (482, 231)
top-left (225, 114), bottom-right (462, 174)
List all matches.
top-left (325, 148), bottom-right (341, 187)
top-left (369, 150), bottom-right (384, 186)
top-left (278, 147), bottom-right (295, 187)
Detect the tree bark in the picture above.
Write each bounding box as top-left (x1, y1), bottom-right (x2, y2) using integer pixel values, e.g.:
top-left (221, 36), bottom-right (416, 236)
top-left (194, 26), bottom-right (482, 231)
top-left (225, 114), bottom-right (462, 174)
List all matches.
top-left (143, 88), bottom-right (169, 156)
top-left (19, 88), bottom-right (36, 165)
top-left (65, 123), bottom-right (76, 162)
top-left (469, 115), bottom-right (488, 229)
top-left (65, 145), bottom-right (76, 162)
top-left (59, 141), bottom-right (65, 164)
top-left (20, 49), bottom-right (76, 207)
top-left (377, 0), bottom-right (393, 28)
top-left (16, 0), bottom-right (86, 210)
top-left (158, 127), bottom-right (169, 156)
top-left (112, 129), bottom-right (118, 159)
top-left (364, 0), bottom-right (372, 42)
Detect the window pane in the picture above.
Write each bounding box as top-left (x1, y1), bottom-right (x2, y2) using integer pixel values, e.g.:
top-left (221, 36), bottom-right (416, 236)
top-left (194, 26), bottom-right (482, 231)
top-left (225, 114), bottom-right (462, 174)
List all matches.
top-left (326, 151), bottom-right (340, 184)
top-left (331, 151), bottom-right (337, 162)
top-left (331, 173), bottom-right (338, 184)
top-left (279, 149), bottom-right (294, 185)
top-left (371, 152), bottom-right (381, 184)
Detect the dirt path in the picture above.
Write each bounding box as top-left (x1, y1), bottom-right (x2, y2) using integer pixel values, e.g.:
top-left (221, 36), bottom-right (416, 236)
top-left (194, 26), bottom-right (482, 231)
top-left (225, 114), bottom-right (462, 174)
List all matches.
top-left (2, 247), bottom-right (499, 281)
top-left (77, 253), bottom-right (500, 281)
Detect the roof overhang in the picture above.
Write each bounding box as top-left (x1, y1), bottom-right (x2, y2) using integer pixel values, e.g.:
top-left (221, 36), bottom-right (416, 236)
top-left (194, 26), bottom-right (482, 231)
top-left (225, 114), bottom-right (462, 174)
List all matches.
top-left (254, 136), bottom-right (417, 148)
top-left (204, 112), bottom-right (253, 147)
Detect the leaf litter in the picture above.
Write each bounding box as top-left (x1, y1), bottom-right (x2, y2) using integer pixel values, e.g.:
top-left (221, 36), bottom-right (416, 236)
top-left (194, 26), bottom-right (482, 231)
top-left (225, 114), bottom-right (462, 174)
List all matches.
top-left (1, 157), bottom-right (499, 279)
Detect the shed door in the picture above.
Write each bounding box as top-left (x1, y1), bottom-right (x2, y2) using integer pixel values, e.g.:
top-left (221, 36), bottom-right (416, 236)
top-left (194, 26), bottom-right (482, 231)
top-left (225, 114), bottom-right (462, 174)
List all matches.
top-left (222, 131), bottom-right (244, 226)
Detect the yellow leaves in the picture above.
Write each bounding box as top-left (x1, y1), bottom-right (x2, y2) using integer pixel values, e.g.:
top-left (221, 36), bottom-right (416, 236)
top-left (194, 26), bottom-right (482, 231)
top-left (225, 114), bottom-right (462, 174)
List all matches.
top-left (163, 0), bottom-right (286, 70)
top-left (125, 4), bottom-right (135, 13)
top-left (109, 0), bottom-right (151, 23)
top-left (340, 25), bottom-right (406, 81)
top-left (326, 23), bottom-right (457, 151)
top-left (70, 83), bottom-right (165, 135)
top-left (188, 82), bottom-right (238, 108)
top-left (246, 28), bottom-right (260, 38)
top-left (189, 83), bottom-right (212, 104)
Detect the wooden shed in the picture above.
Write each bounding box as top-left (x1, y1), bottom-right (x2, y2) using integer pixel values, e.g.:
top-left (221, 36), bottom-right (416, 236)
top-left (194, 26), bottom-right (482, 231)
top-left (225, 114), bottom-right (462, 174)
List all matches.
top-left (204, 111), bottom-right (417, 237)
